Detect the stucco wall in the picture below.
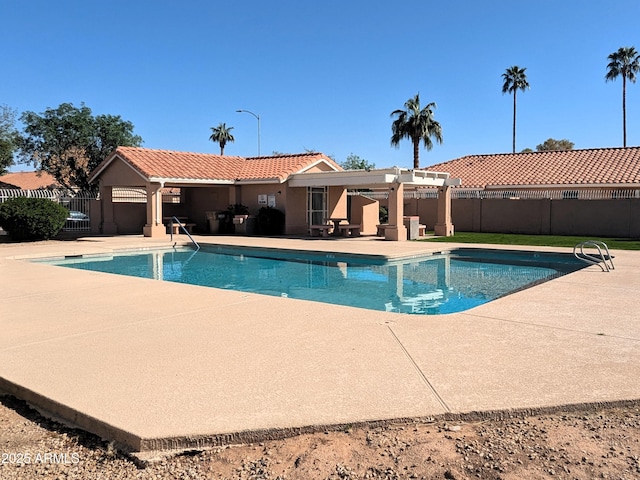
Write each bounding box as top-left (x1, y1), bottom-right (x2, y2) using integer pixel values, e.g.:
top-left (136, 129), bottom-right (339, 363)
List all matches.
top-left (88, 199), bottom-right (101, 234)
top-left (234, 184), bottom-right (285, 215)
top-left (550, 199), bottom-right (639, 237)
top-left (181, 187), bottom-right (231, 233)
top-left (112, 203), bottom-right (146, 234)
top-left (382, 196), bottom-right (640, 237)
top-left (328, 186), bottom-right (347, 219)
top-left (349, 195), bottom-right (379, 235)
top-left (284, 187), bottom-right (309, 235)
top-left (98, 159), bottom-right (146, 187)
top-left (480, 199), bottom-right (551, 234)
top-left (442, 198), bottom-right (640, 237)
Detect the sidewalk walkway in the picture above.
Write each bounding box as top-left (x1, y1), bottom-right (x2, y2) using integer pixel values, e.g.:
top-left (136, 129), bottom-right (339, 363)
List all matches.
top-left (1, 235), bottom-right (639, 452)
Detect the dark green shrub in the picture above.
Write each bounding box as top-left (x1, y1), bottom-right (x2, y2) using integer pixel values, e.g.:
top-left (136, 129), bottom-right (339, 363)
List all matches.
top-left (0, 197), bottom-right (68, 241)
top-left (257, 207), bottom-right (285, 235)
top-left (228, 204), bottom-right (250, 215)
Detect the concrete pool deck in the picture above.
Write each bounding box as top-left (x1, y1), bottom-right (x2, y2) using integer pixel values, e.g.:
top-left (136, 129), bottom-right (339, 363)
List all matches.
top-left (1, 234), bottom-right (639, 453)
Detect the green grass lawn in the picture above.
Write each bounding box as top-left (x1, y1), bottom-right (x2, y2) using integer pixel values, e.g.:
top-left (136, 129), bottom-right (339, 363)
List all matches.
top-left (421, 232), bottom-right (640, 250)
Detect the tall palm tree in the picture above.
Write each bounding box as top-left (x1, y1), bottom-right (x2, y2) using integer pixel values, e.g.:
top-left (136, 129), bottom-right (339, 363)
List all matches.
top-left (390, 93), bottom-right (443, 169)
top-left (605, 46), bottom-right (640, 147)
top-left (209, 123), bottom-right (235, 155)
top-left (502, 66), bottom-right (530, 153)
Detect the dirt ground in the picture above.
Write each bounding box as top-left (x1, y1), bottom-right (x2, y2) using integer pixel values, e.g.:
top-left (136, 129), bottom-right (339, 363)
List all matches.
top-left (1, 395), bottom-right (639, 479)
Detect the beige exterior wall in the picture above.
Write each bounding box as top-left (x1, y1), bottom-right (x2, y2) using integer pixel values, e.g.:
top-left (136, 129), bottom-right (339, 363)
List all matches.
top-left (305, 163), bottom-right (337, 173)
top-left (234, 184), bottom-right (285, 215)
top-left (444, 197), bottom-right (640, 237)
top-left (98, 159), bottom-right (147, 187)
top-left (349, 195), bottom-right (379, 235)
top-left (550, 199), bottom-right (640, 237)
top-left (181, 187), bottom-right (231, 233)
top-left (480, 199), bottom-right (551, 234)
top-left (328, 186), bottom-right (347, 219)
top-left (415, 199), bottom-right (438, 230)
top-left (382, 194), bottom-right (640, 238)
top-left (284, 187), bottom-right (309, 235)
top-left (112, 203), bottom-right (146, 234)
top-left (88, 199), bottom-right (101, 234)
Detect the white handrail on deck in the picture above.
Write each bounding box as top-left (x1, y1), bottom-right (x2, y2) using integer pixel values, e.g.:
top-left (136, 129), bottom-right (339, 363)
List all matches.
top-left (170, 216), bottom-right (200, 251)
top-left (573, 240), bottom-right (615, 272)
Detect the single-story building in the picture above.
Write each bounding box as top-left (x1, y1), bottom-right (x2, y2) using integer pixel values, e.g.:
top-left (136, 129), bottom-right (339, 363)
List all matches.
top-left (415, 147), bottom-right (640, 237)
top-left (88, 147), bottom-right (458, 240)
top-left (424, 147), bottom-right (640, 194)
top-left (0, 171), bottom-right (60, 189)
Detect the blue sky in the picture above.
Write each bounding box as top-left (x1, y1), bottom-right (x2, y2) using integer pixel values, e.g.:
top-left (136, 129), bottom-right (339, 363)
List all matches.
top-left (3, 0), bottom-right (640, 170)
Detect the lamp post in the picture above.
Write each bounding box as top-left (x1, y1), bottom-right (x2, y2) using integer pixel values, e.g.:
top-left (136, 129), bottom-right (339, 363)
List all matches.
top-left (236, 109), bottom-right (261, 157)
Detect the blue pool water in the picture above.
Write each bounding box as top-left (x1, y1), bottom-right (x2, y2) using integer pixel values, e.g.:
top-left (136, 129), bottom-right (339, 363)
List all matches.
top-left (41, 247), bottom-right (587, 315)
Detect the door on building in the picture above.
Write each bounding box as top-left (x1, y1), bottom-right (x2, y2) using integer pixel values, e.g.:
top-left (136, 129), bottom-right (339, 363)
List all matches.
top-left (307, 187), bottom-right (327, 225)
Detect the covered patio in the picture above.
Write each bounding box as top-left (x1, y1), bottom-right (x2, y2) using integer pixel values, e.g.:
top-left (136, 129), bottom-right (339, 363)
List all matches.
top-left (288, 167), bottom-right (460, 240)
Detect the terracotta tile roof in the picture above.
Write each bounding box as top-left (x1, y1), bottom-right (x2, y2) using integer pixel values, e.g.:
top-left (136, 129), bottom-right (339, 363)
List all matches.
top-left (92, 147), bottom-right (340, 184)
top-left (238, 153), bottom-right (342, 182)
top-left (425, 147), bottom-right (640, 188)
top-left (0, 171), bottom-right (59, 189)
top-left (110, 147), bottom-right (245, 181)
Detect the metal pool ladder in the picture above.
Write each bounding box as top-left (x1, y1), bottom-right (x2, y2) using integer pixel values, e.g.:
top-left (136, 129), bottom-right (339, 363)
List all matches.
top-left (170, 216), bottom-right (200, 251)
top-left (573, 240), bottom-right (614, 272)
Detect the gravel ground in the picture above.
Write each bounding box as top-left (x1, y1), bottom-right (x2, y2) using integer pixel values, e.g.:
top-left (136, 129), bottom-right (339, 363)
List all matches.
top-left (1, 395), bottom-right (640, 479)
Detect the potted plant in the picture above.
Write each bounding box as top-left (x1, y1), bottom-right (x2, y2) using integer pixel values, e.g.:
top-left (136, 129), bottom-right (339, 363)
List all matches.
top-left (228, 204), bottom-right (255, 234)
top-left (228, 204), bottom-right (250, 219)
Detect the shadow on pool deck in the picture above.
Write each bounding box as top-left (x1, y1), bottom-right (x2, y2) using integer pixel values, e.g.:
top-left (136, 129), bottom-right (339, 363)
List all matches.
top-left (1, 234), bottom-right (639, 452)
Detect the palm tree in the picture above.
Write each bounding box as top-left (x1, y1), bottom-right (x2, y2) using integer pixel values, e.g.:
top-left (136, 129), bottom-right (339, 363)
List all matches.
top-left (390, 93), bottom-right (443, 169)
top-left (209, 123), bottom-right (235, 155)
top-left (605, 46), bottom-right (640, 147)
top-left (502, 66), bottom-right (530, 153)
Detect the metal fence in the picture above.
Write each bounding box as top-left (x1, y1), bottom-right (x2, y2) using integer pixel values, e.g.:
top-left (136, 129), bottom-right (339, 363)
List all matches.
top-left (450, 188), bottom-right (640, 200)
top-left (351, 188), bottom-right (640, 200)
top-left (0, 189), bottom-right (98, 232)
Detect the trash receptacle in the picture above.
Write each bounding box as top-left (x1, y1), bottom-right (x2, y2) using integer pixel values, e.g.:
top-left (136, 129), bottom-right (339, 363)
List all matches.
top-left (206, 211), bottom-right (220, 234)
top-left (235, 216), bottom-right (256, 235)
top-left (403, 216), bottom-right (420, 240)
top-left (217, 211), bottom-right (231, 233)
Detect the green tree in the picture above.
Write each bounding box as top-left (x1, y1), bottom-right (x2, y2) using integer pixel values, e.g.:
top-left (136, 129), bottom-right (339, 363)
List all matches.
top-left (340, 153), bottom-right (375, 170)
top-left (18, 103), bottom-right (142, 191)
top-left (536, 138), bottom-right (574, 151)
top-left (209, 122), bottom-right (235, 155)
top-left (605, 46), bottom-right (640, 147)
top-left (0, 104), bottom-right (18, 174)
top-left (502, 66), bottom-right (530, 153)
top-left (390, 93), bottom-right (443, 169)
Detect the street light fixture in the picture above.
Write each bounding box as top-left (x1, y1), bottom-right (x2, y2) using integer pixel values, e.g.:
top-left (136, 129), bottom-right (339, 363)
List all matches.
top-left (236, 109), bottom-right (261, 157)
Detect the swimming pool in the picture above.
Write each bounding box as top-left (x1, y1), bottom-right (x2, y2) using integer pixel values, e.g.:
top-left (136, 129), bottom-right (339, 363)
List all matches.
top-left (41, 246), bottom-right (587, 315)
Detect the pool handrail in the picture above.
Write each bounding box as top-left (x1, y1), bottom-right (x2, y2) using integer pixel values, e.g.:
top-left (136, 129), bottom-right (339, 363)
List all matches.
top-left (573, 240), bottom-right (614, 272)
top-left (170, 216), bottom-right (200, 251)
